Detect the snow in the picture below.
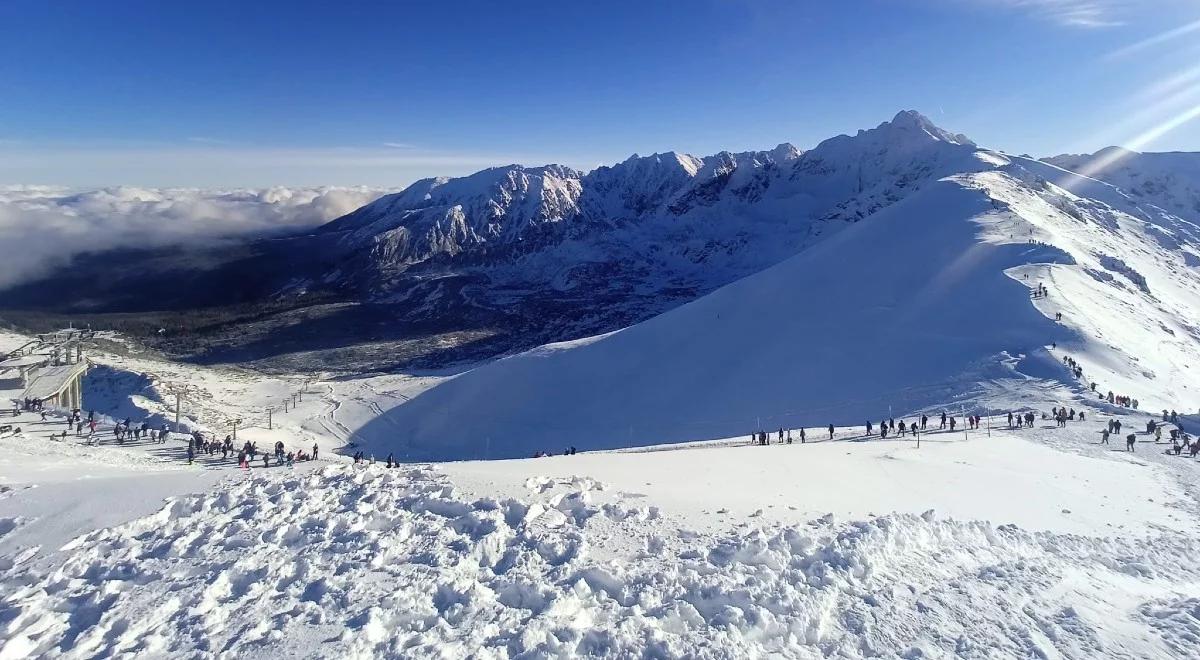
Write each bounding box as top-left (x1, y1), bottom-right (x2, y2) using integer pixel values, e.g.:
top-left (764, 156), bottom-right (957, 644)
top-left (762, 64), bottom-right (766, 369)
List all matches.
top-left (4, 421), bottom-right (1200, 657)
top-left (3, 320), bottom-right (1200, 657)
top-left (355, 152), bottom-right (1200, 461)
top-left (444, 427), bottom-right (1193, 537)
top-left (5, 113), bottom-right (1200, 657)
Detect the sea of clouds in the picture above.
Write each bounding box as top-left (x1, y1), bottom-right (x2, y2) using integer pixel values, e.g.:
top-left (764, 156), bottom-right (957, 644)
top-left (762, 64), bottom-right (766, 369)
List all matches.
top-left (0, 185), bottom-right (391, 290)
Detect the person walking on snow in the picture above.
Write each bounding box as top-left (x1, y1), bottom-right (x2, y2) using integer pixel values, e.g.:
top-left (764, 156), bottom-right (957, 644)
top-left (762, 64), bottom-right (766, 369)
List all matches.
top-left (828, 424), bottom-right (835, 440)
top-left (1101, 428), bottom-right (1110, 444)
top-left (940, 412), bottom-right (947, 429)
top-left (1126, 434), bottom-right (1137, 452)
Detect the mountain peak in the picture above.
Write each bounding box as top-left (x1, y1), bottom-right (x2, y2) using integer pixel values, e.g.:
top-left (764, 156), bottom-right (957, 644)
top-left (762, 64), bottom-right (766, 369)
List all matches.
top-left (881, 110), bottom-right (974, 146)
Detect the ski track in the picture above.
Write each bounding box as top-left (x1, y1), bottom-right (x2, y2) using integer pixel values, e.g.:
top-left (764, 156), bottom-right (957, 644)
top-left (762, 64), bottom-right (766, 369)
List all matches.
top-left (2, 464), bottom-right (1198, 659)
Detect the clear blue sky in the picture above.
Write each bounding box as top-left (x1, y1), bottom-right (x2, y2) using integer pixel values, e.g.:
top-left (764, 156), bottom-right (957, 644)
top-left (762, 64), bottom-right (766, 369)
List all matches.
top-left (2, 0), bottom-right (1199, 187)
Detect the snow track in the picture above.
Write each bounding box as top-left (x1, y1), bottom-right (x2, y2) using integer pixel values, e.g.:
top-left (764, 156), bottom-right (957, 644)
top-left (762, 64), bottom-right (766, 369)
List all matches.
top-left (3, 464), bottom-right (1198, 659)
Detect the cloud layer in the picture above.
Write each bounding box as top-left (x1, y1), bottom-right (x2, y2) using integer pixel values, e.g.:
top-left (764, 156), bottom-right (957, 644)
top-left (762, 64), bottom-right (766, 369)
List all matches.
top-left (0, 185), bottom-right (391, 290)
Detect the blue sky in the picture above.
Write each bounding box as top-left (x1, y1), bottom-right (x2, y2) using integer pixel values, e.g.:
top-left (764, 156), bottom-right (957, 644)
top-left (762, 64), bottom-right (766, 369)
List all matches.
top-left (2, 0), bottom-right (1199, 187)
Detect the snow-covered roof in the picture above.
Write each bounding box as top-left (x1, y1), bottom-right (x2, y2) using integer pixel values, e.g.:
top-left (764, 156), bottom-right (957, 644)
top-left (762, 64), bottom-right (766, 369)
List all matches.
top-left (0, 355), bottom-right (50, 369)
top-left (21, 362), bottom-right (87, 401)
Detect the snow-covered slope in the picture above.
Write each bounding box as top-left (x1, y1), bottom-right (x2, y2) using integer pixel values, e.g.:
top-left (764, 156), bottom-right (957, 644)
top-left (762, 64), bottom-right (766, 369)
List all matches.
top-left (4, 327), bottom-right (1200, 658)
top-left (1044, 148), bottom-right (1200, 226)
top-left (357, 154), bottom-right (1200, 460)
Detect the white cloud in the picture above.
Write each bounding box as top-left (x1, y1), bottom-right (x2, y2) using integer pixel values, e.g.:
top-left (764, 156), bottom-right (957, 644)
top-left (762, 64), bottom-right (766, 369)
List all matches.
top-left (0, 185), bottom-right (394, 290)
top-left (968, 0), bottom-right (1130, 28)
top-left (381, 142), bottom-right (417, 149)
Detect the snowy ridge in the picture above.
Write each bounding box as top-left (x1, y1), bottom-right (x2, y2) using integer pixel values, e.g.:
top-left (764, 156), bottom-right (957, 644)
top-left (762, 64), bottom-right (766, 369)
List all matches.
top-left (308, 111), bottom-right (987, 305)
top-left (4, 463), bottom-right (1199, 658)
top-left (358, 151), bottom-right (1200, 460)
top-left (1044, 148), bottom-right (1200, 226)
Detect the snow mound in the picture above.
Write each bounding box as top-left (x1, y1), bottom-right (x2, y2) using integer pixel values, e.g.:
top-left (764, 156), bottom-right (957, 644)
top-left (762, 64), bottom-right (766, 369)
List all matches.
top-left (3, 464), bottom-right (1197, 658)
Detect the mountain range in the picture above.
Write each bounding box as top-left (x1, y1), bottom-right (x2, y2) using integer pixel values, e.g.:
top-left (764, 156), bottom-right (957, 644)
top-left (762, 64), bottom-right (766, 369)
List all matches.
top-left (2, 112), bottom-right (1198, 376)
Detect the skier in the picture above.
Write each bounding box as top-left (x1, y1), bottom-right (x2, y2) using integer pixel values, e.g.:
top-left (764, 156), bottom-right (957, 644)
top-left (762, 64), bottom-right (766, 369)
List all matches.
top-left (1126, 434), bottom-right (1137, 452)
top-left (187, 445), bottom-right (195, 465)
top-left (940, 412), bottom-right (947, 429)
top-left (949, 416), bottom-right (957, 431)
top-left (386, 454), bottom-right (394, 468)
top-left (1100, 428), bottom-right (1110, 445)
top-left (800, 428), bottom-right (806, 443)
top-left (898, 420), bottom-right (907, 436)
top-left (828, 424), bottom-right (835, 440)
top-left (313, 443), bottom-right (319, 460)
top-left (866, 421), bottom-right (873, 436)
top-left (920, 414), bottom-right (928, 430)
top-left (1007, 412), bottom-right (1014, 428)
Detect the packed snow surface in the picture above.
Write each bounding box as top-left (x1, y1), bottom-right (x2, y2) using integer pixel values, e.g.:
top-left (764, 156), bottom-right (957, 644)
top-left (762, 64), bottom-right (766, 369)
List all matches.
top-left (4, 416), bottom-right (1200, 658)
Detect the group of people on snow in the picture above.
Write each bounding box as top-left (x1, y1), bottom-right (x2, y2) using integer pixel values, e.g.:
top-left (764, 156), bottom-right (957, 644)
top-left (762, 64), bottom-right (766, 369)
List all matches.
top-left (1062, 355), bottom-right (1084, 381)
top-left (185, 430), bottom-right (317, 468)
top-left (1049, 406), bottom-right (1084, 427)
top-left (1007, 411), bottom-right (1038, 428)
top-left (532, 447), bottom-right (579, 457)
top-left (1062, 353), bottom-right (1143, 410)
top-left (751, 410), bottom-right (999, 447)
top-left (1106, 391), bottom-right (1138, 408)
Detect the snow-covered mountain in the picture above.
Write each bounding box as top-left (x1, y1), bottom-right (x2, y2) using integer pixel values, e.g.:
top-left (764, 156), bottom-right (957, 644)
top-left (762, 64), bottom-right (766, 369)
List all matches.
top-left (239, 111), bottom-right (988, 366)
top-left (359, 151), bottom-right (1200, 460)
top-left (319, 110), bottom-right (979, 289)
top-left (6, 113), bottom-right (1200, 380)
top-left (1044, 148), bottom-right (1200, 225)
